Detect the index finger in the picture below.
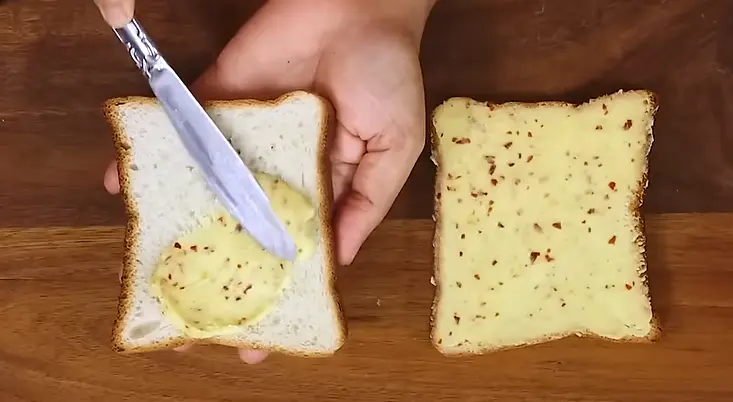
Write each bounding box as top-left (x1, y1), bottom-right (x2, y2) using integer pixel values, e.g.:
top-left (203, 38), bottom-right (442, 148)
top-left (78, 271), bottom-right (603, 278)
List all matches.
top-left (94, 0), bottom-right (135, 28)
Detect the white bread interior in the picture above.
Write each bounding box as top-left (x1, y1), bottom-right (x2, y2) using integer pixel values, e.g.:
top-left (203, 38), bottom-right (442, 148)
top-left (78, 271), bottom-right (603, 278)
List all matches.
top-left (105, 91), bottom-right (345, 356)
top-left (430, 90), bottom-right (660, 355)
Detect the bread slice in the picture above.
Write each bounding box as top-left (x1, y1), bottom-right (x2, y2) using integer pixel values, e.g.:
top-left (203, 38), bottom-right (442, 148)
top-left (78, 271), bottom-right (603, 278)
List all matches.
top-left (430, 90), bottom-right (660, 355)
top-left (105, 91), bottom-right (346, 356)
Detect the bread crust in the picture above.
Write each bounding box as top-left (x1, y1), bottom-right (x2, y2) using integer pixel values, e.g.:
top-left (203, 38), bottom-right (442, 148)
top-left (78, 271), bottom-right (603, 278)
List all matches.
top-left (429, 89), bottom-right (661, 356)
top-left (104, 91), bottom-right (346, 356)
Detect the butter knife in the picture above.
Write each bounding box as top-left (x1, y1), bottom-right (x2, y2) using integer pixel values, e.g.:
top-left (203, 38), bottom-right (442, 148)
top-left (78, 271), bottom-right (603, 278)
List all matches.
top-left (113, 18), bottom-right (297, 261)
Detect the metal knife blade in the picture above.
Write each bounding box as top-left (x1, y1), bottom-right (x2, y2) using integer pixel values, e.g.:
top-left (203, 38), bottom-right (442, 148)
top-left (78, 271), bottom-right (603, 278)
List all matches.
top-left (113, 18), bottom-right (297, 261)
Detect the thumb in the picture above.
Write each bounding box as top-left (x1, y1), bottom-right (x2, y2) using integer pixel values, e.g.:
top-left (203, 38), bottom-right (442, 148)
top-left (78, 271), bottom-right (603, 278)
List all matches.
top-left (94, 0), bottom-right (134, 28)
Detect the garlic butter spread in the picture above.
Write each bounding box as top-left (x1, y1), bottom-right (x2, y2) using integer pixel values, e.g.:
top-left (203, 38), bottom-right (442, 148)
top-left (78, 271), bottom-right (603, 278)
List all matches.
top-left (432, 93), bottom-right (655, 351)
top-left (150, 173), bottom-right (317, 338)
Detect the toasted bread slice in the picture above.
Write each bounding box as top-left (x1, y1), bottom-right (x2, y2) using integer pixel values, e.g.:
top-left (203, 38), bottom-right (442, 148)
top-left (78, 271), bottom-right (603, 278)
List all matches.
top-left (105, 91), bottom-right (346, 356)
top-left (430, 90), bottom-right (659, 355)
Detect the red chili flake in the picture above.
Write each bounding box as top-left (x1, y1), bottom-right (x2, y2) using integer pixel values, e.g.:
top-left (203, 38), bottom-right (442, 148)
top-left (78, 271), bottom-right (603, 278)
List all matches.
top-left (533, 223), bottom-right (542, 232)
top-left (508, 162), bottom-right (515, 167)
top-left (471, 192), bottom-right (479, 198)
top-left (545, 254), bottom-right (555, 262)
top-left (489, 165), bottom-right (497, 175)
top-left (623, 120), bottom-right (633, 130)
top-left (506, 131), bottom-right (513, 135)
top-left (491, 179), bottom-right (498, 186)
top-left (552, 222), bottom-right (562, 229)
top-left (587, 208), bottom-right (596, 214)
top-left (602, 104), bottom-right (608, 115)
top-left (504, 142), bottom-right (513, 149)
top-left (595, 125), bottom-right (603, 130)
top-left (530, 251), bottom-right (540, 263)
top-left (447, 173), bottom-right (454, 180)
top-left (237, 264), bottom-right (242, 268)
top-left (190, 245), bottom-right (198, 252)
top-left (527, 155), bottom-right (534, 162)
top-left (174, 242), bottom-right (182, 249)
top-left (492, 260), bottom-right (498, 266)
top-left (625, 283), bottom-right (632, 290)
top-left (497, 222), bottom-right (504, 228)
top-left (474, 274), bottom-right (481, 280)
top-left (608, 181), bottom-right (616, 190)
top-left (453, 314), bottom-right (461, 324)
top-left (218, 216), bottom-right (225, 223)
top-left (452, 137), bottom-right (471, 144)
top-left (608, 235), bottom-right (617, 245)
top-left (528, 132), bottom-right (533, 137)
top-left (484, 155), bottom-right (495, 163)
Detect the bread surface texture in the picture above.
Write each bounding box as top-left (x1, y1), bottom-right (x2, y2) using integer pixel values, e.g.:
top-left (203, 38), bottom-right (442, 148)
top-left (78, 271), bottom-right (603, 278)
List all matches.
top-left (105, 91), bottom-right (345, 356)
top-left (430, 90), bottom-right (659, 355)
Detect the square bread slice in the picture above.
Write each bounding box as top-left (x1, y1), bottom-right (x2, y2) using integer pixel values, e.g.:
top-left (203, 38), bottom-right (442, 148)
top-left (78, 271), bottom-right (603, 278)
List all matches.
top-left (105, 91), bottom-right (345, 356)
top-left (430, 90), bottom-right (660, 355)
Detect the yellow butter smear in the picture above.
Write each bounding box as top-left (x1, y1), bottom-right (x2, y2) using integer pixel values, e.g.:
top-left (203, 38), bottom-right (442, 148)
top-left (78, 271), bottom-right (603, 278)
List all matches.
top-left (150, 173), bottom-right (317, 338)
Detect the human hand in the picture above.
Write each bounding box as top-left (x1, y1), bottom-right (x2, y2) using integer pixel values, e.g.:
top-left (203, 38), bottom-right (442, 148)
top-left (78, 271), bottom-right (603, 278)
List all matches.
top-left (94, 0), bottom-right (134, 28)
top-left (102, 0), bottom-right (436, 363)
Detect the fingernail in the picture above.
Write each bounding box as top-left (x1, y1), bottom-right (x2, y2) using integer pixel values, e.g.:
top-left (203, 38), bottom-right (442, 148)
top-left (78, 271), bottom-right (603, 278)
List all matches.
top-left (101, 5), bottom-right (132, 28)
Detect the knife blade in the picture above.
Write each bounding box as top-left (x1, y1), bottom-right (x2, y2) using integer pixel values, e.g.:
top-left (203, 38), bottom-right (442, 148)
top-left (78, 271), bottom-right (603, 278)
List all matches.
top-left (112, 18), bottom-right (297, 261)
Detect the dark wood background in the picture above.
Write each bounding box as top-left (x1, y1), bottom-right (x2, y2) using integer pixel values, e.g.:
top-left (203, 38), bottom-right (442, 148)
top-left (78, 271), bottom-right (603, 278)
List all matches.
top-left (1, 0), bottom-right (732, 401)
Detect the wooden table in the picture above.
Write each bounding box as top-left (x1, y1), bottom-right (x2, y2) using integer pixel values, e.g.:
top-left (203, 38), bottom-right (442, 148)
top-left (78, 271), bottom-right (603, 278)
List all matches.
top-left (1, 0), bottom-right (732, 401)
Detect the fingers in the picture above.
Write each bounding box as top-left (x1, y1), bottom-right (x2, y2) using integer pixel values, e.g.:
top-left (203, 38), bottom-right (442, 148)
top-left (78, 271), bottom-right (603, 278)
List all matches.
top-left (238, 349), bottom-right (269, 364)
top-left (171, 345), bottom-right (268, 364)
top-left (333, 124), bottom-right (424, 266)
top-left (104, 160), bottom-right (120, 195)
top-left (94, 0), bottom-right (134, 28)
top-left (330, 122), bottom-right (365, 204)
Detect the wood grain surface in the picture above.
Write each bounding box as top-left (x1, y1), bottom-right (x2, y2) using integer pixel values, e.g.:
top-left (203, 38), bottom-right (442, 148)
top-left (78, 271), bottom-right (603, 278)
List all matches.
top-left (1, 0), bottom-right (732, 401)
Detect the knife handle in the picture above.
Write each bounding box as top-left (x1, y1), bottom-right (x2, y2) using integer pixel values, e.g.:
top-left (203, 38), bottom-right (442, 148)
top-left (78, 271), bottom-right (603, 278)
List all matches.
top-left (113, 18), bottom-right (162, 79)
